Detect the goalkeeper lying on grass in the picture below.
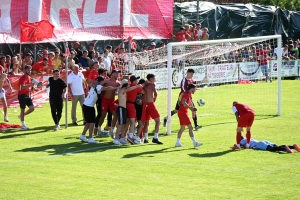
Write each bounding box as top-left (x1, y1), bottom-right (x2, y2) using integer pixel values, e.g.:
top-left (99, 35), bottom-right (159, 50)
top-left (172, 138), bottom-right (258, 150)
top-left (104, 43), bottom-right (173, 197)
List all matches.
top-left (236, 137), bottom-right (300, 153)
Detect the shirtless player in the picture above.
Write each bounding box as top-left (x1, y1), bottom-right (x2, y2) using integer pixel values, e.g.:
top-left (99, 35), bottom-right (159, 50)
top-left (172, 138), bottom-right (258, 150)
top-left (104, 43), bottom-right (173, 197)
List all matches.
top-left (98, 70), bottom-right (120, 137)
top-left (141, 74), bottom-right (163, 144)
top-left (113, 79), bottom-right (142, 145)
top-left (0, 66), bottom-right (13, 122)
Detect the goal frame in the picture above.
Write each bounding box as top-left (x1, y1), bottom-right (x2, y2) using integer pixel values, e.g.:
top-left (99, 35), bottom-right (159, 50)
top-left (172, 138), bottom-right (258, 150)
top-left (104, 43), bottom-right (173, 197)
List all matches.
top-left (166, 35), bottom-right (282, 135)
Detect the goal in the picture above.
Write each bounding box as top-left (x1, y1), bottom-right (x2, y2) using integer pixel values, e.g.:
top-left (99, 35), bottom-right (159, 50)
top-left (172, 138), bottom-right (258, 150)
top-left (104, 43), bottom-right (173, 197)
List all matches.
top-left (166, 35), bottom-right (282, 135)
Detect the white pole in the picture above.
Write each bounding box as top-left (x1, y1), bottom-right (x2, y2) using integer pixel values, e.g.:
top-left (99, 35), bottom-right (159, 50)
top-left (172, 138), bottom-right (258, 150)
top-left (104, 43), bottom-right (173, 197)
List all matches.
top-left (276, 36), bottom-right (282, 116)
top-left (65, 42), bottom-right (69, 128)
top-left (167, 43), bottom-right (172, 135)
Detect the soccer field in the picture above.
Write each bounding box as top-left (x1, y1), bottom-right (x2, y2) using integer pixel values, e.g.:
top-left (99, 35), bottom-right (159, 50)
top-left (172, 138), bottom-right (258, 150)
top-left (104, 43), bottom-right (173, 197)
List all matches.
top-left (0, 80), bottom-right (300, 200)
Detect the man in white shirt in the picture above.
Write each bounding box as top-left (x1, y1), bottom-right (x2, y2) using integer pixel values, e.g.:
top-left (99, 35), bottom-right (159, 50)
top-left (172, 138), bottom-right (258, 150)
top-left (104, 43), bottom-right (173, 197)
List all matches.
top-left (67, 64), bottom-right (87, 125)
top-left (103, 49), bottom-right (112, 71)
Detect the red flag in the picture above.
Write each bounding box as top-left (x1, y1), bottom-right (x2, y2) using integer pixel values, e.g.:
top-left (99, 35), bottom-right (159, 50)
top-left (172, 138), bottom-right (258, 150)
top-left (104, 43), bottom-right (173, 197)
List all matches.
top-left (20, 19), bottom-right (54, 42)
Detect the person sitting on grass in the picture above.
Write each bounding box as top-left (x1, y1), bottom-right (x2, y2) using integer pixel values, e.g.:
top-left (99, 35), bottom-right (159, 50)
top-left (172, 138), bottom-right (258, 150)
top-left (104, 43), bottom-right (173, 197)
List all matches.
top-left (238, 136), bottom-right (300, 153)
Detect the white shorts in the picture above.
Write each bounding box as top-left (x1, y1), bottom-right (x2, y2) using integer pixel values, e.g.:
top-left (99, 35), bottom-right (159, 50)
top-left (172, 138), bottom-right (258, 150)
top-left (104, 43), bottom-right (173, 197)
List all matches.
top-left (0, 89), bottom-right (6, 99)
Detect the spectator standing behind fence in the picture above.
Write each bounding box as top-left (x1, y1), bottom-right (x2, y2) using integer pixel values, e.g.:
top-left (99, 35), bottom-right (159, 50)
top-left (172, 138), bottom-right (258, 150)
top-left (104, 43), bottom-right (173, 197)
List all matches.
top-left (68, 51), bottom-right (76, 69)
top-left (200, 28), bottom-right (209, 40)
top-left (32, 58), bottom-right (49, 74)
top-left (196, 23), bottom-right (202, 40)
top-left (0, 56), bottom-right (6, 72)
top-left (74, 42), bottom-right (83, 60)
top-left (46, 70), bottom-right (67, 131)
top-left (38, 50), bottom-right (49, 62)
top-left (22, 53), bottom-right (33, 69)
top-left (103, 49), bottom-right (112, 71)
top-left (11, 56), bottom-right (22, 75)
top-left (68, 64), bottom-right (87, 125)
top-left (53, 50), bottom-right (62, 70)
top-left (256, 44), bottom-right (272, 83)
top-left (0, 66), bottom-right (12, 122)
top-left (79, 50), bottom-right (90, 70)
top-left (18, 66), bottom-right (37, 130)
top-left (174, 27), bottom-right (187, 42)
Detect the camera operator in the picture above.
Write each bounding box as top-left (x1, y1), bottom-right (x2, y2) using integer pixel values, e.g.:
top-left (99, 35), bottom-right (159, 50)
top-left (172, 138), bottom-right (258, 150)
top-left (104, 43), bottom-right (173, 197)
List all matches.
top-left (18, 65), bottom-right (38, 130)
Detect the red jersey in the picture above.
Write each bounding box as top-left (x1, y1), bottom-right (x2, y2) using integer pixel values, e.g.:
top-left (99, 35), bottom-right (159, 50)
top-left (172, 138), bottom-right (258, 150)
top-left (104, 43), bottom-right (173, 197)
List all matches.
top-left (18, 75), bottom-right (32, 95)
top-left (126, 84), bottom-right (142, 103)
top-left (32, 62), bottom-right (45, 73)
top-left (38, 57), bottom-right (54, 67)
top-left (175, 32), bottom-right (187, 42)
top-left (233, 103), bottom-right (254, 116)
top-left (180, 77), bottom-right (195, 95)
top-left (179, 91), bottom-right (192, 112)
top-left (256, 49), bottom-right (268, 65)
top-left (193, 29), bottom-right (199, 41)
top-left (87, 69), bottom-right (98, 81)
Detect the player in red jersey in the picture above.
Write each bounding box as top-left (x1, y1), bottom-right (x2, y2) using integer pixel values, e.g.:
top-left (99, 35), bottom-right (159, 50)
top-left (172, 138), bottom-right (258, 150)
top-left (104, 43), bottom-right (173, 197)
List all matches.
top-left (141, 73), bottom-right (163, 144)
top-left (18, 65), bottom-right (38, 130)
top-left (231, 101), bottom-right (255, 150)
top-left (87, 62), bottom-right (100, 86)
top-left (126, 75), bottom-right (144, 144)
top-left (164, 68), bottom-right (202, 131)
top-left (175, 84), bottom-right (203, 147)
top-left (256, 44), bottom-right (272, 82)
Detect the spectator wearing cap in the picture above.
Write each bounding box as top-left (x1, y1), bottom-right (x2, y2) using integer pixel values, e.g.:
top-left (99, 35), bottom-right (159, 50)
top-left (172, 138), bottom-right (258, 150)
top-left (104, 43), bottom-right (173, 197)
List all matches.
top-left (22, 53), bottom-right (33, 69)
top-left (53, 50), bottom-right (62, 70)
top-left (67, 64), bottom-right (87, 125)
top-left (125, 75), bottom-right (144, 144)
top-left (149, 42), bottom-right (156, 50)
top-left (46, 69), bottom-right (67, 131)
top-left (79, 50), bottom-right (90, 69)
top-left (174, 27), bottom-right (187, 42)
top-left (32, 58), bottom-right (50, 74)
top-left (38, 50), bottom-right (49, 62)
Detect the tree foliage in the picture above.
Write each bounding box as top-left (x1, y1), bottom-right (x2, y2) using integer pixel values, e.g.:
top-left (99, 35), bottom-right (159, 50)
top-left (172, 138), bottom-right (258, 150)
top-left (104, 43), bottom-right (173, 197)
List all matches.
top-left (252, 0), bottom-right (300, 11)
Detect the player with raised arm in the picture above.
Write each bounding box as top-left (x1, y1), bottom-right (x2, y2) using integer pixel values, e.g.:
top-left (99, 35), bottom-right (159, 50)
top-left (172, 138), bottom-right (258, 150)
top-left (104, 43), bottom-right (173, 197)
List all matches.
top-left (98, 70), bottom-right (120, 138)
top-left (164, 68), bottom-right (202, 131)
top-left (231, 101), bottom-right (255, 150)
top-left (114, 79), bottom-right (143, 145)
top-left (0, 66), bottom-right (13, 122)
top-left (175, 84), bottom-right (203, 148)
top-left (141, 74), bottom-right (163, 144)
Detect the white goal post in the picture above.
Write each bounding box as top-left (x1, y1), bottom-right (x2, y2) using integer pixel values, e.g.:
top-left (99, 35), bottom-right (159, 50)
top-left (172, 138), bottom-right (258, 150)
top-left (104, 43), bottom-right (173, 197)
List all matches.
top-left (166, 35), bottom-right (282, 135)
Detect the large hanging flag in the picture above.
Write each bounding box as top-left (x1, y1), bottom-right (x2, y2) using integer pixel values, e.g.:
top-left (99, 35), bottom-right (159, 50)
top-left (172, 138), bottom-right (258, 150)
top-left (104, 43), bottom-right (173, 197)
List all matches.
top-left (20, 19), bottom-right (54, 42)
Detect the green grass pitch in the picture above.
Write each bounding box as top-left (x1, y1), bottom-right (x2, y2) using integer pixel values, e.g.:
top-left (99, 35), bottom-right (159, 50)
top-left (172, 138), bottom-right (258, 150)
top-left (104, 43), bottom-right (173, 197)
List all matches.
top-left (0, 80), bottom-right (299, 199)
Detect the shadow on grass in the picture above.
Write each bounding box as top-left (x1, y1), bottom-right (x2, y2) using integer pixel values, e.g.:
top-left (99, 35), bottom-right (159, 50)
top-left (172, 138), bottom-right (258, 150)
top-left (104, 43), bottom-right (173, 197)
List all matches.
top-left (0, 126), bottom-right (54, 139)
top-left (189, 150), bottom-right (236, 158)
top-left (15, 140), bottom-right (143, 155)
top-left (122, 147), bottom-right (189, 159)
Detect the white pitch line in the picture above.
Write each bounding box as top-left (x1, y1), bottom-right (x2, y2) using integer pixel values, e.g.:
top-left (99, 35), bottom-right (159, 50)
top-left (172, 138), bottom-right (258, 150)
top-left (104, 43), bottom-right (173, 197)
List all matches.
top-left (264, 161), bottom-right (300, 174)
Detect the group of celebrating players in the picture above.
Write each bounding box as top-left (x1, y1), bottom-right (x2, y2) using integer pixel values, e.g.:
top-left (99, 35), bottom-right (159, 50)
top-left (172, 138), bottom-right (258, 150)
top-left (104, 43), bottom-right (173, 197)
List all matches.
top-left (77, 67), bottom-right (204, 147)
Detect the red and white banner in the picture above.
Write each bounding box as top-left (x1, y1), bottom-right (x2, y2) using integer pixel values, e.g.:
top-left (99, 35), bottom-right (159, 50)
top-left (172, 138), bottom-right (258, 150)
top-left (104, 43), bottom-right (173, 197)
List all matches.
top-left (0, 0), bottom-right (173, 43)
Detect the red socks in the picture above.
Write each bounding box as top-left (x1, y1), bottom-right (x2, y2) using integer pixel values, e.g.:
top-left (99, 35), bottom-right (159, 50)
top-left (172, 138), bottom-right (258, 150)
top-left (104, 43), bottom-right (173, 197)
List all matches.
top-left (246, 131), bottom-right (251, 144)
top-left (236, 132), bottom-right (242, 144)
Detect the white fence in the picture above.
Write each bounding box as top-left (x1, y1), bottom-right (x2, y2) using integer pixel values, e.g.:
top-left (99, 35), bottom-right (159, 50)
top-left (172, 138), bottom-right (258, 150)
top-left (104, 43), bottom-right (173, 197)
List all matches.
top-left (134, 60), bottom-right (299, 89)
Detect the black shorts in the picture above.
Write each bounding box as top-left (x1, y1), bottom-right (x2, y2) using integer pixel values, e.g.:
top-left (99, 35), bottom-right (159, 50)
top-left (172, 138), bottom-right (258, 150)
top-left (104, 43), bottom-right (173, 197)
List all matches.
top-left (135, 104), bottom-right (142, 121)
top-left (83, 104), bottom-right (96, 123)
top-left (18, 94), bottom-right (33, 109)
top-left (175, 99), bottom-right (180, 110)
top-left (117, 106), bottom-right (127, 125)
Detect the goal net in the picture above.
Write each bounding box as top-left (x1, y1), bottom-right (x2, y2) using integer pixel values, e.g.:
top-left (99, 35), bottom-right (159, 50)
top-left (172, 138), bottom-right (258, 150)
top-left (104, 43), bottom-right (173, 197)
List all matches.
top-left (113, 35), bottom-right (282, 135)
